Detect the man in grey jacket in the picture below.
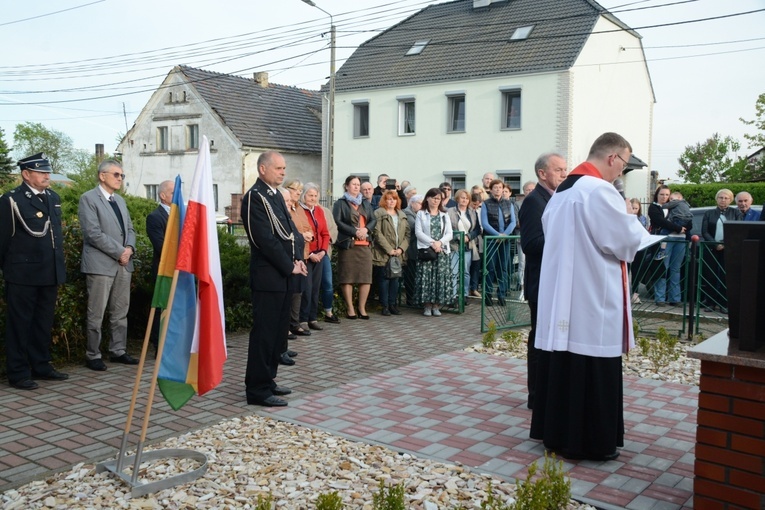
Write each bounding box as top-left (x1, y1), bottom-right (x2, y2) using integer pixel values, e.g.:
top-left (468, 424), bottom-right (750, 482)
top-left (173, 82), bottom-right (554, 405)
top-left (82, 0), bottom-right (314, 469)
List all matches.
top-left (78, 159), bottom-right (138, 370)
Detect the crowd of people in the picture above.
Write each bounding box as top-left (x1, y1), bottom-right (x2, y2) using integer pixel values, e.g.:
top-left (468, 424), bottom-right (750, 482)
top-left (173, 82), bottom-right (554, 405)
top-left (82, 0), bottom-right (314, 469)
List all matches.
top-left (629, 185), bottom-right (759, 312)
top-left (3, 141), bottom-right (763, 466)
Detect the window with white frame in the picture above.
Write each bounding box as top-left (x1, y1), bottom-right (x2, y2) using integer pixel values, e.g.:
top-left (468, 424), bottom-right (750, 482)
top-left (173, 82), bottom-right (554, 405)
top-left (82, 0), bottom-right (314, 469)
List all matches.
top-left (398, 97), bottom-right (415, 135)
top-left (353, 101), bottom-right (369, 138)
top-left (497, 171), bottom-right (522, 195)
top-left (500, 88), bottom-right (521, 130)
top-left (145, 184), bottom-right (159, 201)
top-left (447, 93), bottom-right (465, 133)
top-left (157, 126), bottom-right (169, 151)
top-left (443, 172), bottom-right (466, 193)
top-left (186, 124), bottom-right (199, 150)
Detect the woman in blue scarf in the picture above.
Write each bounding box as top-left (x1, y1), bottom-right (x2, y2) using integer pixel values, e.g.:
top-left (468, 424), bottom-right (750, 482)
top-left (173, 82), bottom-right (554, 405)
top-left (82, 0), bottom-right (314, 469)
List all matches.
top-left (333, 175), bottom-right (377, 319)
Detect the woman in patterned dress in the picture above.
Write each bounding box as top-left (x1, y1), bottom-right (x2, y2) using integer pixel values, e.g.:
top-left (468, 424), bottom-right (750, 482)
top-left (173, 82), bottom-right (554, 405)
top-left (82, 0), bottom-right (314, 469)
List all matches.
top-left (414, 188), bottom-right (454, 316)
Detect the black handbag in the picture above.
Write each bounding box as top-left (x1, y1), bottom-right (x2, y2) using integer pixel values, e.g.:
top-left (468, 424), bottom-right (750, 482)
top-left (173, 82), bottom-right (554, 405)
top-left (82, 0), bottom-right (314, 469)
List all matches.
top-left (418, 247), bottom-right (438, 261)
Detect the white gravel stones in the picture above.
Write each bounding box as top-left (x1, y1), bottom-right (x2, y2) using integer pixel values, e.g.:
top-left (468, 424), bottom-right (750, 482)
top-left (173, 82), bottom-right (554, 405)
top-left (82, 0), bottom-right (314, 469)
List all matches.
top-left (4, 416), bottom-right (594, 509)
top-left (466, 328), bottom-right (701, 386)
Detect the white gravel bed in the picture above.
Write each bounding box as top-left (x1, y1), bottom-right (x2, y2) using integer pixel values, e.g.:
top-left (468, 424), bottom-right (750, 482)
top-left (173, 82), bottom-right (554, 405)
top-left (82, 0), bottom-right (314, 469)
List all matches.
top-left (4, 416), bottom-right (593, 509)
top-left (466, 328), bottom-right (701, 386)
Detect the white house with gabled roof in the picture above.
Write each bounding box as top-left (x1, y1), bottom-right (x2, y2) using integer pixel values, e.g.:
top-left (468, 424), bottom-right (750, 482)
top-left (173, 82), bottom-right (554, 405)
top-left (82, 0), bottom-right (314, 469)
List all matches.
top-left (331, 0), bottom-right (655, 201)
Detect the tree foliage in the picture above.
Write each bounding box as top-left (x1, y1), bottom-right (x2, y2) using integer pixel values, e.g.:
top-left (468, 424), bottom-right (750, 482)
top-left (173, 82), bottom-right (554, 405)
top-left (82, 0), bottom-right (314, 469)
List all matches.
top-left (0, 127), bottom-right (14, 185)
top-left (740, 92), bottom-right (765, 150)
top-left (677, 133), bottom-right (747, 184)
top-left (12, 122), bottom-right (75, 174)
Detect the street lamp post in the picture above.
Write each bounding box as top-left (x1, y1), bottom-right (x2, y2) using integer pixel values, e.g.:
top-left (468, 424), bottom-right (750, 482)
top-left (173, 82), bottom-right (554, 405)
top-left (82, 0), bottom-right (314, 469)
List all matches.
top-left (301, 0), bottom-right (335, 199)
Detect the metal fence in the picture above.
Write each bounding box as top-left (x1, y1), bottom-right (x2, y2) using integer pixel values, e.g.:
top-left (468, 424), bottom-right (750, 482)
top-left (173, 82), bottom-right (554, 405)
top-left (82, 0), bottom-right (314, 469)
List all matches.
top-left (481, 236), bottom-right (729, 340)
top-left (224, 221), bottom-right (730, 339)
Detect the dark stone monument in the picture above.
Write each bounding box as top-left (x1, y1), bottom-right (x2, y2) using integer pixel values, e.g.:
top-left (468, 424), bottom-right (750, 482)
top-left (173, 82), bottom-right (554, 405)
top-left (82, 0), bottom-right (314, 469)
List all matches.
top-left (723, 221), bottom-right (765, 351)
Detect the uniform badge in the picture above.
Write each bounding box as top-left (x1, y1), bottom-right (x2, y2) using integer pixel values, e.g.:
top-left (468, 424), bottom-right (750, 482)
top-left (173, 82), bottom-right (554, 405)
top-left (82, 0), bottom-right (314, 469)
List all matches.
top-left (25, 191), bottom-right (32, 199)
top-left (36, 211), bottom-right (43, 218)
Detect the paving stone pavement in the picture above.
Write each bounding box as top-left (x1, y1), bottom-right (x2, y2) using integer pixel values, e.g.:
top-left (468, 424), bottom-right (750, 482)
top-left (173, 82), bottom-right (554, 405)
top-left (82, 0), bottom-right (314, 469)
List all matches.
top-left (0, 303), bottom-right (695, 509)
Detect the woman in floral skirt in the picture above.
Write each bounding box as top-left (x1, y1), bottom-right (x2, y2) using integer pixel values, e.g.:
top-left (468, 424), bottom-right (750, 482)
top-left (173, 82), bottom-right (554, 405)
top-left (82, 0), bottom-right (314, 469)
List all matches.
top-left (414, 188), bottom-right (454, 316)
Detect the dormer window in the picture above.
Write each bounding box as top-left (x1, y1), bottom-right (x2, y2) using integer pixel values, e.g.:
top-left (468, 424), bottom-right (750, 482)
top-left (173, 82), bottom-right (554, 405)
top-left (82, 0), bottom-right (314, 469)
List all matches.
top-left (510, 25), bottom-right (534, 41)
top-left (405, 40), bottom-right (430, 56)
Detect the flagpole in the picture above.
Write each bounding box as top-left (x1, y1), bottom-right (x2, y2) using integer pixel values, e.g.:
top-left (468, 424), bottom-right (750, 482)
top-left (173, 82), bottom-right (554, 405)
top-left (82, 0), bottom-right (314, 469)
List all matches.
top-left (115, 306), bottom-right (157, 472)
top-left (130, 268), bottom-right (184, 483)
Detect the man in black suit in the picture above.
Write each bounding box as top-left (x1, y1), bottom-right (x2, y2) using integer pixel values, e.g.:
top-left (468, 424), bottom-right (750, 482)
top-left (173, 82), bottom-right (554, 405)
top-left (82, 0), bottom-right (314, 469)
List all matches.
top-left (0, 153), bottom-right (68, 390)
top-left (241, 151), bottom-right (306, 407)
top-left (146, 180), bottom-right (174, 351)
top-left (518, 152), bottom-right (567, 409)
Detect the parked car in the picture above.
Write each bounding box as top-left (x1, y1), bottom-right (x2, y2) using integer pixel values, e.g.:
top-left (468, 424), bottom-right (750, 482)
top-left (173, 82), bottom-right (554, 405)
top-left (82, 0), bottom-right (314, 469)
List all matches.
top-left (689, 206), bottom-right (762, 237)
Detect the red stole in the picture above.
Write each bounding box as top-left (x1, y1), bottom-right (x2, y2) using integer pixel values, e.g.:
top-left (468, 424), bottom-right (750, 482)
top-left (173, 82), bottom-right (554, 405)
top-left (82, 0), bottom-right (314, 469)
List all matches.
top-left (569, 162), bottom-right (630, 353)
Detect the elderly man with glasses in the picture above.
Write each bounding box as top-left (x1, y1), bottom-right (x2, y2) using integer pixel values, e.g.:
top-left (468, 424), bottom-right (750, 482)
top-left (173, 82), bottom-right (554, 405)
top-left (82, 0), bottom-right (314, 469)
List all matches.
top-left (78, 159), bottom-right (138, 371)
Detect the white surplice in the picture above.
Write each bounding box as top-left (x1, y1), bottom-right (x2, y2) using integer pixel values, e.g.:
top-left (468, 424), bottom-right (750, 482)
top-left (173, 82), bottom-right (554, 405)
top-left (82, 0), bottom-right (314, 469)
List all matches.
top-left (535, 173), bottom-right (650, 358)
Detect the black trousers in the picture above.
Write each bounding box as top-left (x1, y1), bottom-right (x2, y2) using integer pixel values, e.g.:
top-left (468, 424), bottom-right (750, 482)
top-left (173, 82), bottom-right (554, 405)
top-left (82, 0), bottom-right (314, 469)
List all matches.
top-left (527, 300), bottom-right (540, 409)
top-left (245, 289), bottom-right (291, 401)
top-left (5, 282), bottom-right (58, 384)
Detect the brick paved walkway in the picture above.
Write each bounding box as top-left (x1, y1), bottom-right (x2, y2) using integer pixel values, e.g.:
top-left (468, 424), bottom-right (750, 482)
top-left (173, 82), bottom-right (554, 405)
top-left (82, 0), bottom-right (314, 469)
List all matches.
top-left (0, 304), bottom-right (696, 509)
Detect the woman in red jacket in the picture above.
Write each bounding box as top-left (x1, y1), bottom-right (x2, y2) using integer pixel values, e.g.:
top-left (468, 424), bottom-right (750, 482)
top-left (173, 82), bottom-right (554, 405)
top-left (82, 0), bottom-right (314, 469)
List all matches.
top-left (299, 182), bottom-right (331, 331)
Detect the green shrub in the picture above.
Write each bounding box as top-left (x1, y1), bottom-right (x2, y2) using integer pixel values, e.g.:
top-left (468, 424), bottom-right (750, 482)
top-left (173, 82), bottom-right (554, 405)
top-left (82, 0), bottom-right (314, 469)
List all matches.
top-left (482, 320), bottom-right (497, 348)
top-left (253, 493), bottom-right (273, 510)
top-left (316, 491), bottom-right (344, 510)
top-left (636, 327), bottom-right (680, 373)
top-left (371, 479), bottom-right (406, 510)
top-left (670, 182), bottom-right (765, 207)
top-left (501, 330), bottom-right (524, 351)
top-left (512, 452), bottom-right (571, 510)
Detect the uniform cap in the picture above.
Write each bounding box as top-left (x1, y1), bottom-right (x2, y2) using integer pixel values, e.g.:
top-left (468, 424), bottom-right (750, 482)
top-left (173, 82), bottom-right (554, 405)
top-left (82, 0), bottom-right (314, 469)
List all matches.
top-left (18, 153), bottom-right (52, 173)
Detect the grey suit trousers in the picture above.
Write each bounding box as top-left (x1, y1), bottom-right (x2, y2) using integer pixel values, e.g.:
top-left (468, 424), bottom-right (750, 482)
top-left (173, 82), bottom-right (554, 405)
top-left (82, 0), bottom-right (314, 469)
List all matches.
top-left (85, 268), bottom-right (131, 360)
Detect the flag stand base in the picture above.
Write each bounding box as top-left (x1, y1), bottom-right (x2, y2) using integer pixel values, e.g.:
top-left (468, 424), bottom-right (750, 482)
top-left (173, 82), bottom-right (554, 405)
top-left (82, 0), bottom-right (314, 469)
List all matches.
top-left (97, 448), bottom-right (207, 497)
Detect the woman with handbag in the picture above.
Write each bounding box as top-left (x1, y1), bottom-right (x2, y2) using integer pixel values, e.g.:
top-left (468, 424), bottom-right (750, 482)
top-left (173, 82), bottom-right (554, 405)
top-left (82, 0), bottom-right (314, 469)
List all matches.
top-left (447, 189), bottom-right (481, 306)
top-left (333, 175), bottom-right (377, 319)
top-left (415, 188), bottom-right (454, 316)
top-left (372, 190), bottom-right (410, 316)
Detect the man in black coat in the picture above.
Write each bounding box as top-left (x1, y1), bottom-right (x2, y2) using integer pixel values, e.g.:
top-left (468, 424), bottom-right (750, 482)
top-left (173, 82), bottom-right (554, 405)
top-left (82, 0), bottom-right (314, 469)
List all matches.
top-left (241, 151), bottom-right (306, 406)
top-left (146, 180), bottom-right (174, 350)
top-left (0, 153), bottom-right (68, 390)
top-left (518, 152), bottom-right (567, 409)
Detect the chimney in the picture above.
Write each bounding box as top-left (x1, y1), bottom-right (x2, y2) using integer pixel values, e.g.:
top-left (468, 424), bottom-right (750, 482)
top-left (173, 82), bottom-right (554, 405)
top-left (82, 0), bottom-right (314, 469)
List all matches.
top-left (254, 72), bottom-right (269, 88)
top-left (95, 143), bottom-right (104, 163)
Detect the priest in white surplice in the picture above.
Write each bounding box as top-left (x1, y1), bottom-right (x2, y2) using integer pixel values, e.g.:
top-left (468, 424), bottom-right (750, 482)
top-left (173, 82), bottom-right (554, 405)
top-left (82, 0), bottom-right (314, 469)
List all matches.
top-left (529, 132), bottom-right (650, 461)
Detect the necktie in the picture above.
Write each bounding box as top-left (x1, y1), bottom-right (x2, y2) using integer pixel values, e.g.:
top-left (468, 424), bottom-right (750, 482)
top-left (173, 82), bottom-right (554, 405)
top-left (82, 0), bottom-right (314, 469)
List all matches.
top-left (39, 192), bottom-right (49, 208)
top-left (108, 196), bottom-right (126, 244)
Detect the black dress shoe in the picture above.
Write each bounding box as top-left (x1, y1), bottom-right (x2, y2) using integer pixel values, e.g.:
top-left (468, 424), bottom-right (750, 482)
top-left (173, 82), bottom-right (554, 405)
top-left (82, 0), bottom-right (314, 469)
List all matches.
top-left (86, 359), bottom-right (107, 371)
top-left (346, 313), bottom-right (357, 320)
top-left (359, 313), bottom-right (370, 320)
top-left (389, 306), bottom-right (401, 315)
top-left (287, 333), bottom-right (297, 340)
top-left (497, 296), bottom-right (506, 306)
top-left (307, 321), bottom-right (323, 331)
top-left (273, 386), bottom-right (292, 396)
top-left (381, 307), bottom-right (391, 316)
top-left (248, 395), bottom-right (288, 407)
top-left (280, 352), bottom-right (295, 366)
top-left (291, 328), bottom-right (311, 336)
top-left (485, 295), bottom-right (494, 306)
top-left (10, 379), bottom-right (39, 390)
top-left (324, 314), bottom-right (340, 324)
top-left (33, 370), bottom-right (69, 381)
top-left (110, 353), bottom-right (139, 365)
top-left (286, 350), bottom-right (298, 357)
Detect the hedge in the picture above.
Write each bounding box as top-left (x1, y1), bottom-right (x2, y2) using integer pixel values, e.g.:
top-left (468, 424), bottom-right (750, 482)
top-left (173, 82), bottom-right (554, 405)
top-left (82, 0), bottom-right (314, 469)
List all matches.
top-left (0, 178), bottom-right (252, 375)
top-left (669, 182), bottom-right (765, 207)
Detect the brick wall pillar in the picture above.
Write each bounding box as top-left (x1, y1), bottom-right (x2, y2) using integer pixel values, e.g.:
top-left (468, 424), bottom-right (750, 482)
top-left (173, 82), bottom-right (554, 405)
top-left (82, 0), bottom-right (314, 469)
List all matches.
top-left (689, 331), bottom-right (765, 510)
